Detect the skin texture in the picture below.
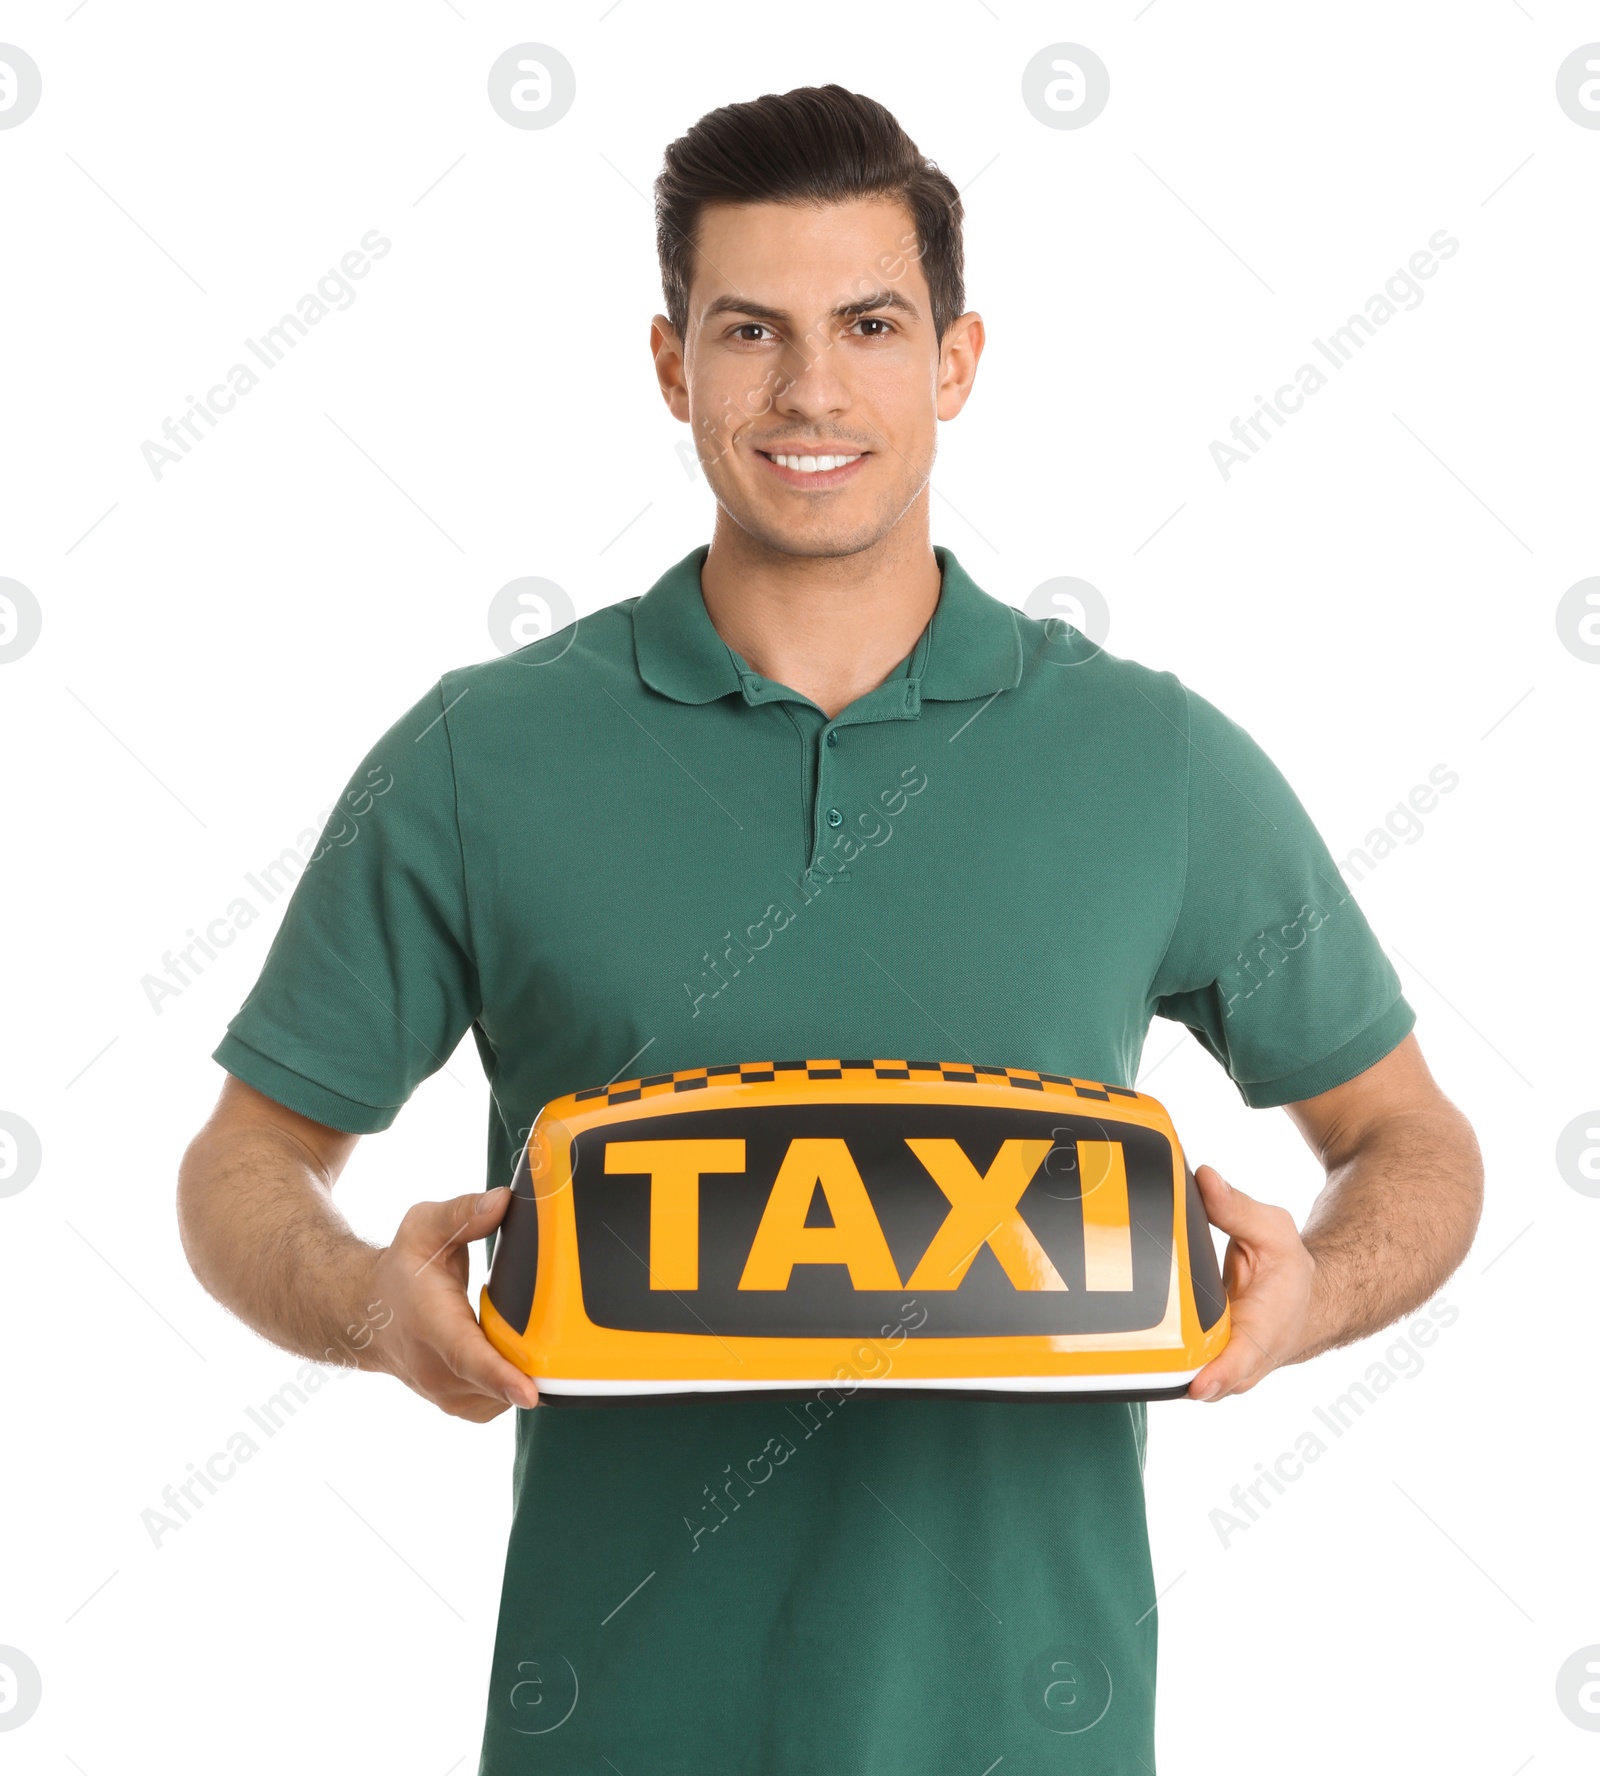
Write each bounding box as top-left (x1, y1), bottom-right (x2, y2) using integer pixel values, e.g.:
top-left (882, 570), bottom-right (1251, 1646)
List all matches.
top-left (649, 196), bottom-right (984, 719)
top-left (1187, 1031), bottom-right (1481, 1400)
top-left (179, 1078), bottom-right (537, 1418)
top-left (177, 194), bottom-right (1483, 1417)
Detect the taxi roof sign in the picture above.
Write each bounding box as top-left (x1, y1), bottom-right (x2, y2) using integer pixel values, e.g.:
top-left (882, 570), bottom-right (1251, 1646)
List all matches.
top-left (481, 1058), bottom-right (1229, 1403)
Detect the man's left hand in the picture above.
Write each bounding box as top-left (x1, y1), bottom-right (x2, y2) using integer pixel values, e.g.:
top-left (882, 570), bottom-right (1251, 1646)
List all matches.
top-left (1186, 1164), bottom-right (1320, 1401)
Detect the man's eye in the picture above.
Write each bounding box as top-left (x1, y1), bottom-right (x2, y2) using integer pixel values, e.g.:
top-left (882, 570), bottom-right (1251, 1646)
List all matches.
top-left (855, 316), bottom-right (894, 336)
top-left (733, 323), bottom-right (772, 342)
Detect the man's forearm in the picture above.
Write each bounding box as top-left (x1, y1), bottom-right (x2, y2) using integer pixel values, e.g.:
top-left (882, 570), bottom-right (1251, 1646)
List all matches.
top-left (177, 1115), bottom-right (381, 1370)
top-left (1295, 1099), bottom-right (1483, 1363)
top-left (180, 1076), bottom-right (534, 1418)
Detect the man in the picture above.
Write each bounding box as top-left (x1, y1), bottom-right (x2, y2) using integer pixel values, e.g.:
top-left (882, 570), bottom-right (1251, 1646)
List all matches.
top-left (178, 84), bottom-right (1482, 1771)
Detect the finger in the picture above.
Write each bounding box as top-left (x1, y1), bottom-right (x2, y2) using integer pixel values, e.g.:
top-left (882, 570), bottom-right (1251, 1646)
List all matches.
top-left (400, 1186), bottom-right (514, 1272)
top-left (1188, 1362), bottom-right (1225, 1401)
top-left (1189, 1345), bottom-right (1259, 1400)
top-left (1221, 1236), bottom-right (1253, 1295)
top-left (1190, 1279), bottom-right (1295, 1400)
top-left (437, 1297), bottom-right (542, 1409)
top-left (396, 1372), bottom-right (513, 1424)
top-left (1189, 1330), bottom-right (1272, 1401)
top-left (1193, 1165), bottom-right (1275, 1242)
top-left (436, 1390), bottom-right (514, 1424)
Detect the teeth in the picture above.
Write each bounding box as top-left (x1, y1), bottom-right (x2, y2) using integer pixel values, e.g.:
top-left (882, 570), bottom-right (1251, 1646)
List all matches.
top-left (770, 453), bottom-right (860, 473)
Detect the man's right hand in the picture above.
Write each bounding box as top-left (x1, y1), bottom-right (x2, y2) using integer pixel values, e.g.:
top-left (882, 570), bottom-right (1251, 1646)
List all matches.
top-left (178, 1077), bottom-right (540, 1422)
top-left (356, 1187), bottom-right (542, 1420)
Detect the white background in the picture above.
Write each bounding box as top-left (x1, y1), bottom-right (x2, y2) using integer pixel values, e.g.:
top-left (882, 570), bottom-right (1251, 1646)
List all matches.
top-left (2, 3), bottom-right (1597, 1771)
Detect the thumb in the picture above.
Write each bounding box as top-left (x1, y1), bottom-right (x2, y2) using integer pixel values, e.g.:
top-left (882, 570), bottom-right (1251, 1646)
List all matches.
top-left (398, 1185), bottom-right (513, 1259)
top-left (1192, 1163), bottom-right (1266, 1239)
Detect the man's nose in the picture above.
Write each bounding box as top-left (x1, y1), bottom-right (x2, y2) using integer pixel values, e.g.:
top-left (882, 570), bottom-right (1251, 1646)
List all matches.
top-left (769, 335), bottom-right (852, 417)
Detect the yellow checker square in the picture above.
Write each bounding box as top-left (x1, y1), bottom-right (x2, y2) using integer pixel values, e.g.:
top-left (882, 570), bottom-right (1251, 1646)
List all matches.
top-left (480, 1059), bottom-right (1230, 1402)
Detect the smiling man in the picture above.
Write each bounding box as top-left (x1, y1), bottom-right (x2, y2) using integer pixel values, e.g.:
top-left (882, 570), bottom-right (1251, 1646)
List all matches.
top-left (178, 86), bottom-right (1482, 1772)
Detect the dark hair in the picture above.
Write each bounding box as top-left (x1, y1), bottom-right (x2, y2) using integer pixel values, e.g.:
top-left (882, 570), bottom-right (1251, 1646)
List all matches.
top-left (654, 84), bottom-right (964, 344)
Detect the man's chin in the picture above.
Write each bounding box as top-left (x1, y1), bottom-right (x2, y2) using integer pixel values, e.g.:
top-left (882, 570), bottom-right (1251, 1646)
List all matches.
top-left (715, 497), bottom-right (911, 563)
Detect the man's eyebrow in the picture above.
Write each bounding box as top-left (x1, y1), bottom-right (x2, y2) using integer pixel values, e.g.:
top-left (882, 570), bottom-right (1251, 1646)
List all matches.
top-left (700, 288), bottom-right (922, 326)
top-left (834, 288), bottom-right (921, 322)
top-left (700, 294), bottom-right (789, 325)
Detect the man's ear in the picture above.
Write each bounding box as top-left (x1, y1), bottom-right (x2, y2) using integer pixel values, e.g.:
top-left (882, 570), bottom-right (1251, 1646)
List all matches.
top-left (936, 311), bottom-right (985, 422)
top-left (651, 313), bottom-right (691, 422)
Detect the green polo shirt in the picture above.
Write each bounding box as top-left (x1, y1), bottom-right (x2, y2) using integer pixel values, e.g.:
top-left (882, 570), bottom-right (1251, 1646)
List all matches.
top-left (216, 544), bottom-right (1413, 1773)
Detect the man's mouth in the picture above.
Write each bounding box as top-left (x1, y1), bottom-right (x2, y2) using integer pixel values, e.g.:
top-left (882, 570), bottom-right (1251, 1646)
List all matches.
top-left (755, 449), bottom-right (869, 488)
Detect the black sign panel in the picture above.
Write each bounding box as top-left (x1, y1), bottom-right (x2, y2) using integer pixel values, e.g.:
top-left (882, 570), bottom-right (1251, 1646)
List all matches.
top-left (568, 1104), bottom-right (1175, 1337)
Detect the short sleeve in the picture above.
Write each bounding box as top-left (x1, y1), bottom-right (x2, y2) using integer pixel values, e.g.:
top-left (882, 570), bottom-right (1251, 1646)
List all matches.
top-left (213, 679), bottom-right (481, 1133)
top-left (1149, 683), bottom-right (1415, 1108)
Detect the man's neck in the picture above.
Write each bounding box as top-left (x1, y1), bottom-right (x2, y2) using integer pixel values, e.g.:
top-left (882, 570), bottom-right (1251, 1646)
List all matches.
top-left (698, 513), bottom-right (942, 721)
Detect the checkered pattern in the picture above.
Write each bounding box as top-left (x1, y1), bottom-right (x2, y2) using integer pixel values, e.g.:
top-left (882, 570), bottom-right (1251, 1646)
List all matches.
top-left (571, 1060), bottom-right (1145, 1108)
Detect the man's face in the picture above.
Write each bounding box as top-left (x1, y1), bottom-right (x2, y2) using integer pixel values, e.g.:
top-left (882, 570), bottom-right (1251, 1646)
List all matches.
top-left (652, 196), bottom-right (983, 559)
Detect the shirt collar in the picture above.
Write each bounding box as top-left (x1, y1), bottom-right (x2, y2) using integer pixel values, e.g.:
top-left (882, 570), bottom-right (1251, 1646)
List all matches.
top-left (632, 543), bottom-right (1023, 708)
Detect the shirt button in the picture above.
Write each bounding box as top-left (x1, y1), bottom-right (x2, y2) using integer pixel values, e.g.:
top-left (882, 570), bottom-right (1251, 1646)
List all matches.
top-left (826, 807), bottom-right (843, 828)
top-left (826, 730), bottom-right (838, 747)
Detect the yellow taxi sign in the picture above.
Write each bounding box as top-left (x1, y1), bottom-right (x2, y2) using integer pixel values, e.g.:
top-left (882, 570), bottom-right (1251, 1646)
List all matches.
top-left (481, 1058), bottom-right (1229, 1402)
